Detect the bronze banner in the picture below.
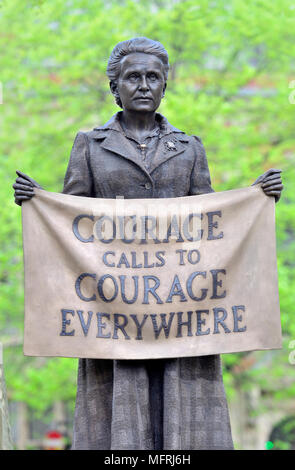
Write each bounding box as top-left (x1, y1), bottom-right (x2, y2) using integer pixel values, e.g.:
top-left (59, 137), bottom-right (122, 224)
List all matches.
top-left (22, 186), bottom-right (282, 359)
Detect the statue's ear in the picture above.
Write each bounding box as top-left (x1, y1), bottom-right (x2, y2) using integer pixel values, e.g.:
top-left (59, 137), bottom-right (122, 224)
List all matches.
top-left (109, 80), bottom-right (123, 108)
top-left (109, 81), bottom-right (117, 95)
top-left (162, 82), bottom-right (167, 98)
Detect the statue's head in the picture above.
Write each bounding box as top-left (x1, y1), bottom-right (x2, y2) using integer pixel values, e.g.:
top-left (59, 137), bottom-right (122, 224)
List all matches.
top-left (107, 37), bottom-right (169, 111)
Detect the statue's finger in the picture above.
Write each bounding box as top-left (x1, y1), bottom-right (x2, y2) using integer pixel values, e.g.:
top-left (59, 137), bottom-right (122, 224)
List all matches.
top-left (263, 184), bottom-right (284, 191)
top-left (260, 169), bottom-right (282, 182)
top-left (15, 176), bottom-right (34, 187)
top-left (261, 173), bottom-right (282, 183)
top-left (13, 183), bottom-right (35, 191)
top-left (263, 168), bottom-right (282, 176)
top-left (16, 170), bottom-right (33, 181)
top-left (15, 189), bottom-right (35, 196)
top-left (262, 179), bottom-right (283, 188)
top-left (16, 170), bottom-right (41, 188)
top-left (264, 186), bottom-right (283, 195)
top-left (264, 190), bottom-right (281, 196)
top-left (14, 196), bottom-right (31, 206)
top-left (263, 183), bottom-right (283, 190)
top-left (15, 195), bottom-right (33, 202)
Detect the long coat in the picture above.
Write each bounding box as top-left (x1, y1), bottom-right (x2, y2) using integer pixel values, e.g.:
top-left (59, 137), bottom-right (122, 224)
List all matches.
top-left (62, 112), bottom-right (234, 450)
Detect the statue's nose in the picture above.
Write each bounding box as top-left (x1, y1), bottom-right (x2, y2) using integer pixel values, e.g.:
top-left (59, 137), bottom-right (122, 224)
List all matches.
top-left (139, 76), bottom-right (149, 91)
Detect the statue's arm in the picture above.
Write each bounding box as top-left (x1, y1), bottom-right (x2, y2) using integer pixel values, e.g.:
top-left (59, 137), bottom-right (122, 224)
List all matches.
top-left (188, 136), bottom-right (215, 196)
top-left (62, 132), bottom-right (93, 197)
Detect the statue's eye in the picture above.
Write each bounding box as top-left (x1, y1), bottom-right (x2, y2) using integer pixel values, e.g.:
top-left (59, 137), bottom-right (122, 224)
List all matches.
top-left (128, 73), bottom-right (140, 81)
top-left (148, 73), bottom-right (158, 81)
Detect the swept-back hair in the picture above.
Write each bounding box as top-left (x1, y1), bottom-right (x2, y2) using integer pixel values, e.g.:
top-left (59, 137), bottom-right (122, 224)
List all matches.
top-left (107, 37), bottom-right (169, 107)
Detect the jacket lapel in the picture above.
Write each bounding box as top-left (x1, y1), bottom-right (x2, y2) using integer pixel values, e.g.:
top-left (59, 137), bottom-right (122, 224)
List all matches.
top-left (92, 129), bottom-right (149, 174)
top-left (149, 135), bottom-right (189, 174)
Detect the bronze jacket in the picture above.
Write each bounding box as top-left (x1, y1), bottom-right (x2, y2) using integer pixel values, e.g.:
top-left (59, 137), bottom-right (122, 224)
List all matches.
top-left (62, 112), bottom-right (214, 199)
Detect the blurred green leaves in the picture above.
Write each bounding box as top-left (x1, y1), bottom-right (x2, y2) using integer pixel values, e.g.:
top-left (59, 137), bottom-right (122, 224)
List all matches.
top-left (0, 0), bottom-right (294, 415)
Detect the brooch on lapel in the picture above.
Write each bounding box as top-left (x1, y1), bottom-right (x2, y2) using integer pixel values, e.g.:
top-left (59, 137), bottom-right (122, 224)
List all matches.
top-left (163, 138), bottom-right (177, 153)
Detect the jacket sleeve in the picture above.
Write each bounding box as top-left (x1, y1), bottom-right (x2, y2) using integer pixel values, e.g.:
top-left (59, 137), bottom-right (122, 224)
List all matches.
top-left (62, 132), bottom-right (93, 197)
top-left (188, 135), bottom-right (214, 195)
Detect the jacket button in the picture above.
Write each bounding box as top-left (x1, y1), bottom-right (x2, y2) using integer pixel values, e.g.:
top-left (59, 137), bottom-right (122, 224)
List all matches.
top-left (145, 182), bottom-right (152, 190)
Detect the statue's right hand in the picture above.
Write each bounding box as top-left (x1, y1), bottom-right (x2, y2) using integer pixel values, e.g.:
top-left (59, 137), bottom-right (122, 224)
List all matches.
top-left (13, 170), bottom-right (43, 206)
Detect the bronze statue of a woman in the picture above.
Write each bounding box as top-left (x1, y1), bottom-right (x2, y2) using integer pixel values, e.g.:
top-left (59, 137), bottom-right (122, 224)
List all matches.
top-left (13, 37), bottom-right (283, 450)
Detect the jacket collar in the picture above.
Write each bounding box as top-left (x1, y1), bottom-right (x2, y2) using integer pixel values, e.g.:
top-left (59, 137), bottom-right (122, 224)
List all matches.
top-left (89, 112), bottom-right (190, 175)
top-left (92, 111), bottom-right (185, 137)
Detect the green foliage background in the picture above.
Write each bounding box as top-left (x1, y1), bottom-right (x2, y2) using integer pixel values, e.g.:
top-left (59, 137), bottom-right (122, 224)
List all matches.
top-left (1, 0), bottom-right (295, 442)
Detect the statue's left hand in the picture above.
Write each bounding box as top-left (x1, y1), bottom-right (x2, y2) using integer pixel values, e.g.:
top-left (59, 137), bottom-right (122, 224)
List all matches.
top-left (252, 168), bottom-right (284, 203)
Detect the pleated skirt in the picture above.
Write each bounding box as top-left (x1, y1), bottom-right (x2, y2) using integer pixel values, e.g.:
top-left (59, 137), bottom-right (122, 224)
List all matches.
top-left (71, 355), bottom-right (234, 450)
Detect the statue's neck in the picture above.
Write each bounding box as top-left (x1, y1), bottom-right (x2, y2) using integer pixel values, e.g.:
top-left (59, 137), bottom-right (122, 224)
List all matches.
top-left (120, 110), bottom-right (158, 142)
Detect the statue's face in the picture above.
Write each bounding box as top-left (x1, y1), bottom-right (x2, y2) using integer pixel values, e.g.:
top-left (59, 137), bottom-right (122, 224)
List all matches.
top-left (115, 52), bottom-right (167, 112)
